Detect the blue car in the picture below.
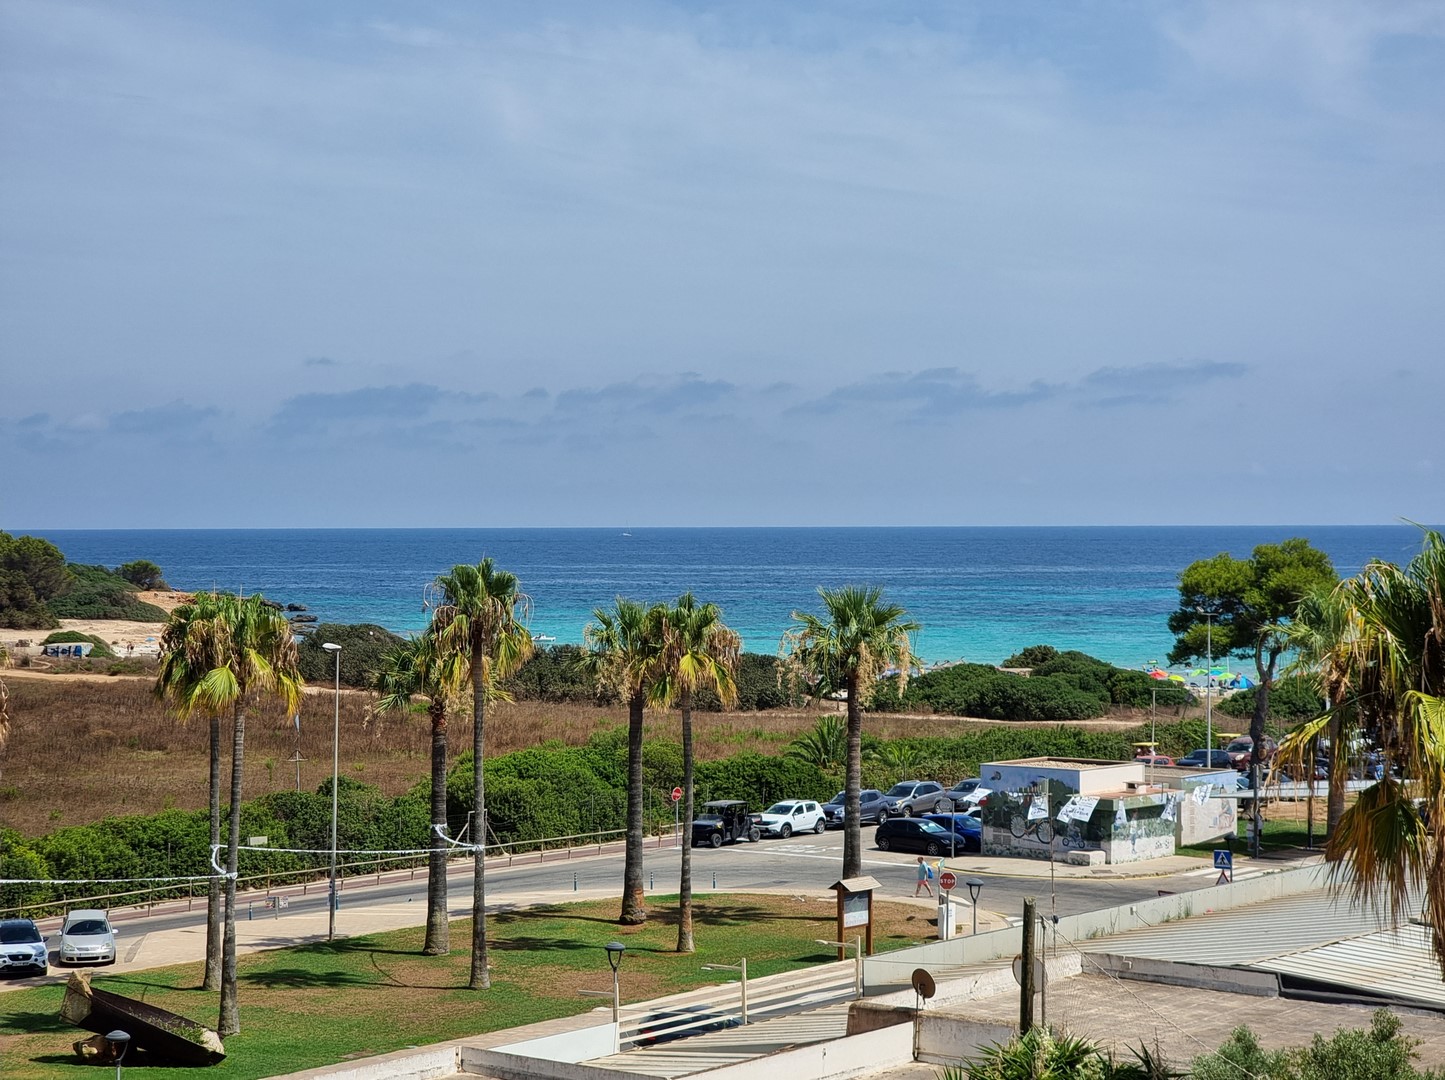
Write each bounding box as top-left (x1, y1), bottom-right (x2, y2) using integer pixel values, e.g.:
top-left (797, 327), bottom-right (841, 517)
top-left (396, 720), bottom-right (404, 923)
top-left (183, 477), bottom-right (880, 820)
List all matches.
top-left (923, 811), bottom-right (982, 853)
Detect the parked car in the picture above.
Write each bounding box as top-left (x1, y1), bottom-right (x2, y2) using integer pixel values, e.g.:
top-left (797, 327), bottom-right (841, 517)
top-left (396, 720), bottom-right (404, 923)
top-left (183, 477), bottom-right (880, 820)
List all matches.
top-left (1136, 754), bottom-right (1174, 767)
top-left (922, 812), bottom-right (982, 853)
top-left (1223, 735), bottom-right (1278, 770)
top-left (755, 800), bottom-right (826, 838)
top-left (874, 817), bottom-right (955, 856)
top-left (822, 789), bottom-right (888, 827)
top-left (942, 778), bottom-right (982, 805)
top-left (0, 918), bottom-right (48, 976)
top-left (57, 909), bottom-right (117, 966)
top-left (1176, 749), bottom-right (1234, 770)
top-left (691, 801), bottom-right (761, 848)
top-left (881, 780), bottom-right (946, 817)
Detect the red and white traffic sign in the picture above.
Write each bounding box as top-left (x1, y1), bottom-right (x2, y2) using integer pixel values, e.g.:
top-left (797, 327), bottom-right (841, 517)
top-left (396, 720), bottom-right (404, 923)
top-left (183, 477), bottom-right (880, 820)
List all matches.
top-left (939, 871), bottom-right (957, 891)
top-left (671, 786), bottom-right (683, 803)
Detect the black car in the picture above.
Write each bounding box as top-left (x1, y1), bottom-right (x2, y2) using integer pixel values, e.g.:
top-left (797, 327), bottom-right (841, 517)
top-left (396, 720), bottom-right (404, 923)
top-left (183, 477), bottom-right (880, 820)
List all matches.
top-left (1177, 749), bottom-right (1234, 770)
top-left (821, 788), bottom-right (887, 827)
top-left (691, 800), bottom-right (761, 847)
top-left (874, 817), bottom-right (954, 856)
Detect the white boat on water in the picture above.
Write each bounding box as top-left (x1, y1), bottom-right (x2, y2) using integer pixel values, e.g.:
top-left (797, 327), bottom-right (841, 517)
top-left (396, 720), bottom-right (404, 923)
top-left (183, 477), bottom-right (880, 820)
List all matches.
top-left (532, 634), bottom-right (557, 643)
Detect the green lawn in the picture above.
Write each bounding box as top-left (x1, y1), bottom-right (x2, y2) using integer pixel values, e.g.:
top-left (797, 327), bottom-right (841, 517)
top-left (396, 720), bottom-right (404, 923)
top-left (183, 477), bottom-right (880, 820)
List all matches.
top-left (1, 894), bottom-right (932, 1080)
top-left (1176, 816), bottom-right (1328, 859)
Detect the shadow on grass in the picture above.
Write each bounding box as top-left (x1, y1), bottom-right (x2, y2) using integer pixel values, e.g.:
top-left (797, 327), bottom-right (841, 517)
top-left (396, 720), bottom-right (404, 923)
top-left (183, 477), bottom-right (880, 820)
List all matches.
top-left (490, 935), bottom-right (618, 954)
top-left (6, 1010), bottom-right (74, 1034)
top-left (238, 968), bottom-right (380, 990)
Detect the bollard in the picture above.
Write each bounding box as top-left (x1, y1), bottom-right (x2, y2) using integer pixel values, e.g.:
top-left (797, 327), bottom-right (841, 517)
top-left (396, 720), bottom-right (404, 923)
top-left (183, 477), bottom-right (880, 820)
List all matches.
top-left (574, 872), bottom-right (578, 893)
top-left (712, 871), bottom-right (717, 889)
top-left (649, 871), bottom-right (654, 891)
top-left (247, 901), bottom-right (253, 921)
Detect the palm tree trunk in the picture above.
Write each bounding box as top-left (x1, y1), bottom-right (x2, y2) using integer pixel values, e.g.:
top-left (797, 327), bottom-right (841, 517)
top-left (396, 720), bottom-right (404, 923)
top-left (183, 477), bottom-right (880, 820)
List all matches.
top-left (620, 689), bottom-right (647, 925)
top-left (676, 689), bottom-right (695, 953)
top-left (843, 676), bottom-right (863, 879)
top-left (469, 659), bottom-right (490, 989)
top-left (1326, 711), bottom-right (1346, 837)
top-left (424, 704), bottom-right (449, 956)
top-left (204, 712), bottom-right (222, 991)
top-left (217, 700), bottom-right (246, 1038)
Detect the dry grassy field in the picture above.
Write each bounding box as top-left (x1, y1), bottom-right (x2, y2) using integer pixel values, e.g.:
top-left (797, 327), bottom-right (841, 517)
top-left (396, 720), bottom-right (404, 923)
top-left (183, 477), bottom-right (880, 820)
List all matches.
top-left (0, 672), bottom-right (1040, 836)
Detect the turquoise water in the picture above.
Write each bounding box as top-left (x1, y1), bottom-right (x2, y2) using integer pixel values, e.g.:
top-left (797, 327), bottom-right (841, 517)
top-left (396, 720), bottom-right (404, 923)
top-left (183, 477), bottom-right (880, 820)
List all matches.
top-left (31, 526), bottom-right (1428, 667)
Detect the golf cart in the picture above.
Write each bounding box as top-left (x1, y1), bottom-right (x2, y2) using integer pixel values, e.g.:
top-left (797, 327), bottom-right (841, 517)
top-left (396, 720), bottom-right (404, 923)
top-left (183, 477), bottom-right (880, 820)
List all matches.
top-left (691, 800), bottom-right (761, 848)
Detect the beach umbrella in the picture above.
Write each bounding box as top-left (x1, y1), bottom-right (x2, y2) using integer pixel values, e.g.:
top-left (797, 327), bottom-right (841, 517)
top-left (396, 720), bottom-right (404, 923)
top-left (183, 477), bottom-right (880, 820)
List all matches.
top-left (1190, 668), bottom-right (1208, 677)
top-left (1167, 674), bottom-right (1186, 683)
top-left (1235, 675), bottom-right (1255, 689)
top-left (1149, 669), bottom-right (1169, 680)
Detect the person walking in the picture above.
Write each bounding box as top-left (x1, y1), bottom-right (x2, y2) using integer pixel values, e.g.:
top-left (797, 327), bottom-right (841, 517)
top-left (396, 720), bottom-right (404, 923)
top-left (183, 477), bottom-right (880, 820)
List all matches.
top-left (914, 855), bottom-right (933, 897)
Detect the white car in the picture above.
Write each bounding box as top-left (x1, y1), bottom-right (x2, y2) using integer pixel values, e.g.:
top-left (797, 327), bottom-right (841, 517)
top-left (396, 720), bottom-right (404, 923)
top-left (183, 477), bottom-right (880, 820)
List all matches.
top-left (755, 800), bottom-right (825, 838)
top-left (58, 909), bottom-right (117, 966)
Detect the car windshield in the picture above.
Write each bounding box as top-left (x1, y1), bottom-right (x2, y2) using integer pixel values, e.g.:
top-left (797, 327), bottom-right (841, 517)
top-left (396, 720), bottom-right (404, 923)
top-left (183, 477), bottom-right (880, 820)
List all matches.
top-left (66, 920), bottom-right (109, 936)
top-left (885, 784), bottom-right (913, 797)
top-left (765, 803), bottom-right (795, 815)
top-left (0, 923), bottom-right (42, 944)
top-left (1225, 739), bottom-right (1252, 752)
top-left (917, 821), bottom-right (950, 835)
top-left (694, 814), bottom-right (722, 823)
top-left (828, 792), bottom-right (846, 804)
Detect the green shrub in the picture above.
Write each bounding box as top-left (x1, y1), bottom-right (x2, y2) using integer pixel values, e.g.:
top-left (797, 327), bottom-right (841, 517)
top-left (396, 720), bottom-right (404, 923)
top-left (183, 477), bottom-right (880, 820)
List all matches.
top-left (39, 630), bottom-right (115, 659)
top-left (296, 623), bottom-right (406, 688)
top-left (0, 532), bottom-right (66, 629)
top-left (695, 653), bottom-right (798, 711)
top-left (46, 564), bottom-right (168, 622)
top-left (116, 559), bottom-right (169, 590)
top-left (1000, 644), bottom-right (1059, 668)
top-left (503, 645), bottom-right (600, 704)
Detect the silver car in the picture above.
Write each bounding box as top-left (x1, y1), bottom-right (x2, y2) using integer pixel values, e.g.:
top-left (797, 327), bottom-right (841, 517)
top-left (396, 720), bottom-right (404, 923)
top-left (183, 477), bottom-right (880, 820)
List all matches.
top-left (0, 918), bottom-right (48, 975)
top-left (58, 909), bottom-right (117, 966)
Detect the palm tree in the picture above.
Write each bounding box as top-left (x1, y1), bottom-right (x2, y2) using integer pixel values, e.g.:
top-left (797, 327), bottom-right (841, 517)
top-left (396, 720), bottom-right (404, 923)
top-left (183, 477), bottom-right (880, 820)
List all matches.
top-left (581, 598), bottom-right (666, 925)
top-left (784, 715), bottom-right (847, 772)
top-left (429, 559), bottom-right (533, 990)
top-left (153, 591), bottom-right (234, 992)
top-left (375, 634), bottom-right (463, 955)
top-left (652, 594), bottom-right (740, 952)
top-left (780, 586), bottom-right (919, 878)
top-left (1279, 529), bottom-right (1445, 973)
top-left (156, 592), bottom-right (301, 1037)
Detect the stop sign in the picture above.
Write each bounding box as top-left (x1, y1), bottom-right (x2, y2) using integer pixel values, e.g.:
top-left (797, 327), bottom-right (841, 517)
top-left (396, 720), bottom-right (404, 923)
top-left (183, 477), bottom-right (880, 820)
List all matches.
top-left (671, 786), bottom-right (683, 802)
top-left (939, 871), bottom-right (957, 891)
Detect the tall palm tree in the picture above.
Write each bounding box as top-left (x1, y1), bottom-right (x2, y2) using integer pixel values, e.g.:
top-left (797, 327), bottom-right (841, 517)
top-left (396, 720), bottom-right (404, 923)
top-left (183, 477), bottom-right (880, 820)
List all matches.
top-left (581, 598), bottom-right (666, 925)
top-left (429, 559), bottom-right (533, 990)
top-left (154, 591), bottom-right (234, 992)
top-left (1280, 529), bottom-right (1445, 972)
top-left (156, 592), bottom-right (301, 1037)
top-left (652, 594), bottom-right (740, 953)
top-left (375, 634), bottom-right (463, 955)
top-left (780, 586), bottom-right (919, 878)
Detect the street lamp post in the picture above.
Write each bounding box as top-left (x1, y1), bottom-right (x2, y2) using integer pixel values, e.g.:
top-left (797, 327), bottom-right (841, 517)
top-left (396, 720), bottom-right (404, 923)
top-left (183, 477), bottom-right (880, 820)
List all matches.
top-left (605, 941), bottom-right (626, 1025)
top-left (105, 1030), bottom-right (130, 1080)
top-left (965, 878), bottom-right (984, 936)
top-left (1198, 609), bottom-right (1214, 769)
top-left (321, 642), bottom-right (342, 941)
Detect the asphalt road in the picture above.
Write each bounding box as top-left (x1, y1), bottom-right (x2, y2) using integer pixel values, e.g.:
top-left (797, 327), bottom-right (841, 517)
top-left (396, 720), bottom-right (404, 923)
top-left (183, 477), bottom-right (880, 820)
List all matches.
top-left (31, 828), bottom-right (1219, 949)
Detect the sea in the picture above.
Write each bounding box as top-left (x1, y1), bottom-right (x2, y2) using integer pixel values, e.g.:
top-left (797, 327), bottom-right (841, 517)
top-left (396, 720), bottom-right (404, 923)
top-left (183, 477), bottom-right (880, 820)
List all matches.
top-left (28, 526), bottom-right (1432, 668)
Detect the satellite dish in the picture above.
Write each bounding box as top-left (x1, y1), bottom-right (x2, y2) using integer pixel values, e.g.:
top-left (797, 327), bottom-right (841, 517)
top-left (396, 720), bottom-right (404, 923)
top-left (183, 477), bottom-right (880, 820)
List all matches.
top-left (910, 968), bottom-right (936, 1001)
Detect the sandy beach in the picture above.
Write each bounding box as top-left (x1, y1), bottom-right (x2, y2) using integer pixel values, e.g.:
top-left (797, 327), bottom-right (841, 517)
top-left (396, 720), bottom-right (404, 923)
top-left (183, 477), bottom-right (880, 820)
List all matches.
top-left (2, 591), bottom-right (188, 658)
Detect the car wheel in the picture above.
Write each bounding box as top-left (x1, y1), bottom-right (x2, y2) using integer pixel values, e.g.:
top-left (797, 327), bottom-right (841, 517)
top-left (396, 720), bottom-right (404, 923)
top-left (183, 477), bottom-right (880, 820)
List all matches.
top-left (748, 827), bottom-right (761, 842)
top-left (709, 832), bottom-right (723, 848)
top-left (813, 819), bottom-right (826, 834)
top-left (925, 841), bottom-right (942, 856)
top-left (876, 835), bottom-right (891, 851)
top-left (779, 824), bottom-right (793, 839)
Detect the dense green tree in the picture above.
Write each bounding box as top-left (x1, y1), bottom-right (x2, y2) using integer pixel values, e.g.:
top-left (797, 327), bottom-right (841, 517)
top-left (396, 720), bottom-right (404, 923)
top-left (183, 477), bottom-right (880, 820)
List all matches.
top-left (117, 559), bottom-right (168, 590)
top-left (0, 532), bottom-right (66, 629)
top-left (780, 586), bottom-right (919, 878)
top-left (154, 592), bottom-right (302, 1036)
top-left (1168, 538), bottom-right (1336, 770)
top-left (429, 559), bottom-right (533, 989)
top-left (581, 598), bottom-right (665, 924)
top-left (652, 593), bottom-right (739, 953)
top-left (375, 635), bottom-right (463, 955)
top-left (297, 623), bottom-right (406, 688)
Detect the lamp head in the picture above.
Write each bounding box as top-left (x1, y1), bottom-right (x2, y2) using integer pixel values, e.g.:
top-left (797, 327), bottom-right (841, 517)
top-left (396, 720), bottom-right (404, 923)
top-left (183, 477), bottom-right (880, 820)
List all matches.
top-left (604, 941), bottom-right (626, 971)
top-left (322, 642), bottom-right (341, 652)
top-left (965, 878), bottom-right (984, 902)
top-left (106, 1030), bottom-right (131, 1062)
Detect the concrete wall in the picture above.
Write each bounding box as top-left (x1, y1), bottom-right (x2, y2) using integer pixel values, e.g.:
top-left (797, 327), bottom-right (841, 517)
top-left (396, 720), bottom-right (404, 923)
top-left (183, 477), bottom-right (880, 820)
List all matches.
top-left (1086, 952), bottom-right (1280, 997)
top-left (980, 760), bottom-right (1144, 797)
top-left (489, 1021), bottom-right (619, 1063)
top-left (466, 1048), bottom-right (653, 1080)
top-left (279, 1044), bottom-right (459, 1080)
top-left (916, 1016), bottom-right (1017, 1066)
top-left (863, 862), bottom-right (1330, 992)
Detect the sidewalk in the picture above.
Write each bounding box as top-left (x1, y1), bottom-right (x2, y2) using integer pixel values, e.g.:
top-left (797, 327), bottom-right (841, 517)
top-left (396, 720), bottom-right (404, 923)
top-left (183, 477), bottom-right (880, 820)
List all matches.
top-left (938, 848), bottom-right (1323, 881)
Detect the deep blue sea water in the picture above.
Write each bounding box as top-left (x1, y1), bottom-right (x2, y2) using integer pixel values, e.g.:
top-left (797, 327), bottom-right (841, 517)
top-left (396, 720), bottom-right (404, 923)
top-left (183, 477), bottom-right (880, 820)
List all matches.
top-left (27, 527), bottom-right (1432, 668)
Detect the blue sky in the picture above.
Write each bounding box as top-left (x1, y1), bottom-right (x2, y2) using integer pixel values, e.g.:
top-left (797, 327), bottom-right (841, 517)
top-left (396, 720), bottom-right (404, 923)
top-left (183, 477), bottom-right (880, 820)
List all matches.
top-left (2, 1), bottom-right (1442, 528)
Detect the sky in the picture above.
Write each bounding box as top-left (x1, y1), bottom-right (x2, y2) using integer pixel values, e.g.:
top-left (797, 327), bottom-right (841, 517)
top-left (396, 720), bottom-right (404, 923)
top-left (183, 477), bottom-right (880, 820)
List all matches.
top-left (2, 1), bottom-right (1442, 529)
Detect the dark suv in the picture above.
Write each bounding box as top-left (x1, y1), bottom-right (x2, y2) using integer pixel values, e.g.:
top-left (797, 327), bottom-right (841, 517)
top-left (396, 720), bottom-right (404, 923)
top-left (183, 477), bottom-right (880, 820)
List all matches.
top-left (882, 780), bottom-right (945, 817)
top-left (822, 789), bottom-right (887, 827)
top-left (874, 817), bottom-right (954, 856)
top-left (691, 800), bottom-right (761, 847)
